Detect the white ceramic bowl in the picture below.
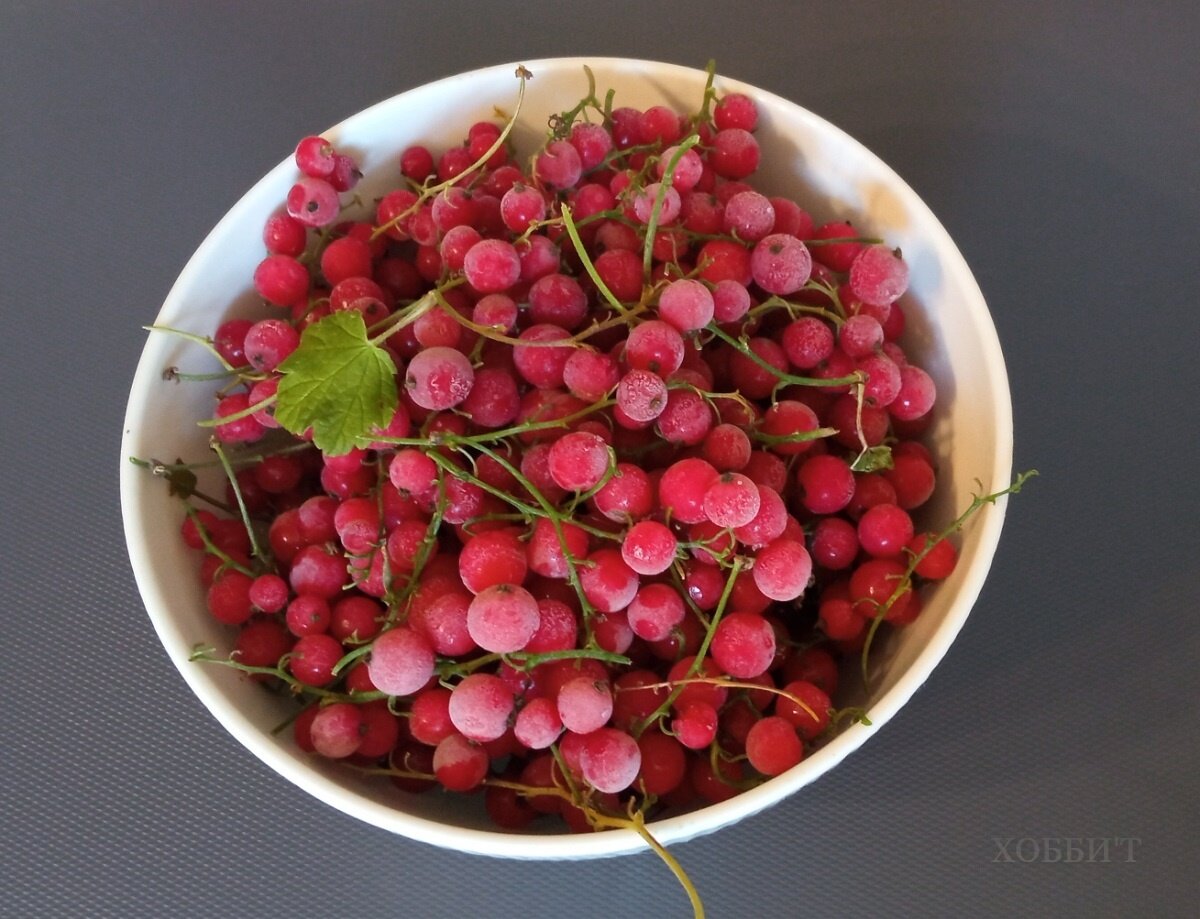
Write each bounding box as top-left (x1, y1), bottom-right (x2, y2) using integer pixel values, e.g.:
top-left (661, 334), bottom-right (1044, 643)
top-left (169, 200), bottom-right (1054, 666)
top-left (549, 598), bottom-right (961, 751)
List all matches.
top-left (121, 57), bottom-right (1013, 859)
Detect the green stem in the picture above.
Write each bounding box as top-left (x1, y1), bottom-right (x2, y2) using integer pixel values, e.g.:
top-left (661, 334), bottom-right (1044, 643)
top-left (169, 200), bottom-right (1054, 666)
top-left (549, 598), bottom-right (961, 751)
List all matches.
top-left (197, 392), bottom-right (276, 428)
top-left (561, 204), bottom-right (628, 313)
top-left (183, 506), bottom-right (256, 577)
top-left (469, 442), bottom-right (602, 639)
top-left (642, 134), bottom-right (701, 280)
top-left (388, 471), bottom-right (449, 620)
top-left (548, 742), bottom-right (585, 803)
top-left (750, 427), bottom-right (839, 447)
top-left (745, 295), bottom-right (845, 328)
top-left (423, 448), bottom-right (616, 545)
top-left (828, 706), bottom-right (873, 730)
top-left (626, 810), bottom-right (705, 919)
top-left (162, 366), bottom-right (245, 383)
top-left (858, 470), bottom-right (1040, 685)
top-left (190, 644), bottom-right (387, 702)
top-left (706, 323), bottom-right (864, 389)
top-left (548, 64), bottom-right (605, 137)
top-left (504, 647), bottom-right (632, 670)
top-left (429, 289), bottom-right (547, 349)
top-left (331, 641), bottom-right (375, 677)
top-left (130, 441), bottom-right (315, 474)
top-left (633, 557), bottom-right (744, 737)
top-left (370, 67), bottom-right (532, 242)
top-left (623, 675), bottom-right (817, 722)
top-left (805, 234), bottom-right (885, 246)
top-left (130, 456), bottom-right (233, 512)
top-left (367, 287), bottom-right (446, 346)
top-left (687, 556), bottom-right (745, 678)
top-left (850, 381), bottom-right (870, 460)
top-left (666, 565), bottom-right (711, 630)
top-left (209, 437), bottom-right (268, 564)
top-left (426, 450), bottom-right (543, 521)
top-left (694, 59), bottom-right (719, 126)
top-left (145, 325), bottom-right (239, 373)
top-left (436, 652), bottom-right (502, 681)
top-left (447, 277), bottom-right (646, 349)
top-left (371, 397), bottom-right (615, 452)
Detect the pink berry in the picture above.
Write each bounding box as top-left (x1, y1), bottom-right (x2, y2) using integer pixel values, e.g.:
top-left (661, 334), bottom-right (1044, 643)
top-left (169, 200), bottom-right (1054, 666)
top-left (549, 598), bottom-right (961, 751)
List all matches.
top-left (448, 673), bottom-right (514, 742)
top-left (463, 238), bottom-right (521, 293)
top-left (405, 346), bottom-right (475, 410)
top-left (467, 584), bottom-right (541, 653)
top-left (750, 233), bottom-right (813, 295)
top-left (368, 627), bottom-right (435, 697)
top-left (657, 278), bottom-right (715, 331)
top-left (849, 244), bottom-right (910, 305)
top-left (535, 140), bottom-right (583, 190)
top-left (752, 539), bottom-right (813, 601)
top-left (711, 612), bottom-right (776, 679)
top-left (745, 716), bottom-right (804, 776)
top-left (579, 727), bottom-right (642, 794)
top-left (548, 431), bottom-right (611, 492)
top-left (621, 521), bottom-right (678, 576)
top-left (286, 176), bottom-right (340, 227)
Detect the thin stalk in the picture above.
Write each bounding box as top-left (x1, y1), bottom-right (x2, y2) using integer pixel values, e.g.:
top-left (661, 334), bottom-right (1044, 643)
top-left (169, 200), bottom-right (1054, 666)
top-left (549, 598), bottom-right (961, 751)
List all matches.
top-left (145, 325), bottom-right (240, 373)
top-left (371, 67), bottom-right (532, 242)
top-left (706, 323), bottom-right (864, 389)
top-left (642, 135), bottom-right (700, 280)
top-left (562, 204), bottom-right (627, 313)
top-left (209, 438), bottom-right (268, 563)
top-left (858, 470), bottom-right (1040, 685)
top-left (183, 506), bottom-right (256, 577)
top-left (190, 645), bottom-right (387, 702)
top-left (633, 557), bottom-right (744, 737)
top-left (470, 442), bottom-right (603, 639)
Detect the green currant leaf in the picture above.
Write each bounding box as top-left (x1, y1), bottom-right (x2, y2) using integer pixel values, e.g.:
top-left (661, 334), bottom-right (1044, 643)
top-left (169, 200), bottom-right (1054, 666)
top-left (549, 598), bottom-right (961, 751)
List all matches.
top-left (274, 310), bottom-right (397, 457)
top-left (165, 458), bottom-right (198, 498)
top-left (850, 444), bottom-right (894, 473)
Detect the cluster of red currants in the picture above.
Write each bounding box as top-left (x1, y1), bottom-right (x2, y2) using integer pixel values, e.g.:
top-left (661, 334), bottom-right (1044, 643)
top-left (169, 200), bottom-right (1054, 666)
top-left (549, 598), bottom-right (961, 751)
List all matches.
top-left (179, 70), bottom-right (954, 830)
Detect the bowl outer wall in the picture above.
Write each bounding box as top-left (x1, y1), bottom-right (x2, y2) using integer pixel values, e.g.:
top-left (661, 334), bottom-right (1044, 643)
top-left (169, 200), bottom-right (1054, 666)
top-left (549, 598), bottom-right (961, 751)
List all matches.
top-left (120, 57), bottom-right (1013, 859)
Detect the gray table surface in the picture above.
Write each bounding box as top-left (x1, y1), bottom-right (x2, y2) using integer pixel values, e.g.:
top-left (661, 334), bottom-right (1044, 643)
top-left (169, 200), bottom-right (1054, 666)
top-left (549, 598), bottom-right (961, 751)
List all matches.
top-left (3, 2), bottom-right (1197, 917)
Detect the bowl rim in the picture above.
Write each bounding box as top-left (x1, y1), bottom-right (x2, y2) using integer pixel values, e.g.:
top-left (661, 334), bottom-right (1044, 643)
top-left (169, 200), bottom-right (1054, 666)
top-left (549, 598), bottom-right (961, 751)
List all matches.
top-left (121, 55), bottom-right (1014, 859)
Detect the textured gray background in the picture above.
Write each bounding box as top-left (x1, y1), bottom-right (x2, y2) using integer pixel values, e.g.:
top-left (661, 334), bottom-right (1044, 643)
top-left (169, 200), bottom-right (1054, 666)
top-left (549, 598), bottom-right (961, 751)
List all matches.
top-left (2, 2), bottom-right (1197, 917)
